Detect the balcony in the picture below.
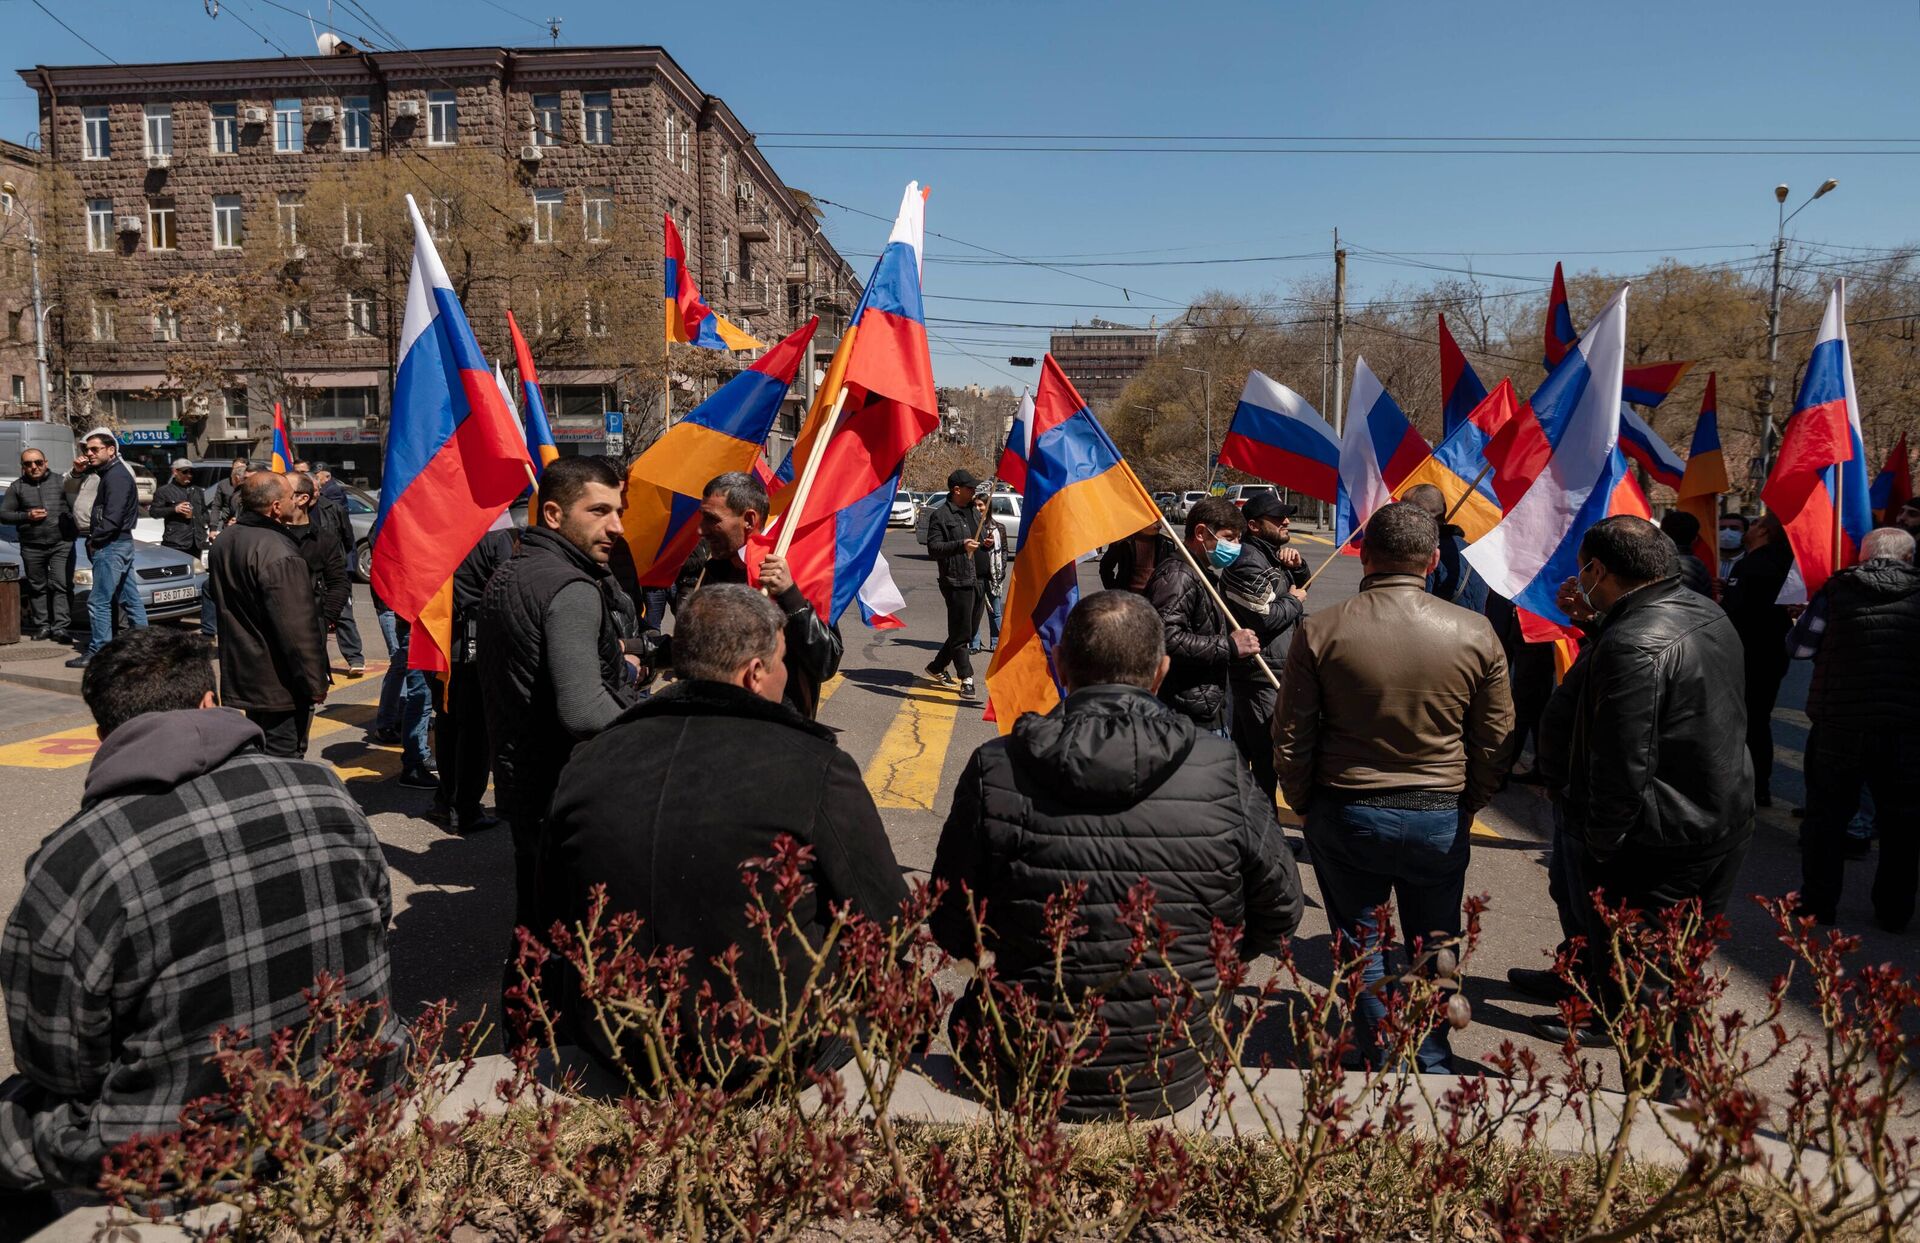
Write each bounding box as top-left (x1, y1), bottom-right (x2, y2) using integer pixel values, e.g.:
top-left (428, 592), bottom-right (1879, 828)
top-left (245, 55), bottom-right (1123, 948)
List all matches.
top-left (737, 204), bottom-right (771, 241)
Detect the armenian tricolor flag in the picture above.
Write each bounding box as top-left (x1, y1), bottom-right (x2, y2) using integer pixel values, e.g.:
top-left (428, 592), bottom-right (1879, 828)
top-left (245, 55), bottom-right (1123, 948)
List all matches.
top-left (1870, 431), bottom-right (1912, 524)
top-left (984, 355), bottom-right (1164, 730)
top-left (269, 402), bottom-right (295, 473)
top-left (506, 310), bottom-right (560, 479)
top-left (1675, 372), bottom-right (1729, 577)
top-left (1393, 378), bottom-right (1517, 543)
top-left (1544, 261), bottom-right (1691, 407)
top-left (665, 213), bottom-right (762, 352)
top-left (623, 319), bottom-right (816, 586)
top-left (1439, 313), bottom-right (1489, 438)
top-left (372, 195), bottom-right (534, 672)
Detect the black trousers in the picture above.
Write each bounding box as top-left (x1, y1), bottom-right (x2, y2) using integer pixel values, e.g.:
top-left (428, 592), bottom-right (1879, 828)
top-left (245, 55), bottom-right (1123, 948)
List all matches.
top-left (929, 582), bottom-right (976, 680)
top-left (1230, 688), bottom-right (1279, 814)
top-left (1744, 657), bottom-right (1789, 799)
top-left (1801, 725), bottom-right (1920, 930)
top-left (246, 703), bottom-right (313, 759)
top-left (20, 541), bottom-right (70, 633)
top-left (1508, 640), bottom-right (1556, 765)
top-left (434, 664), bottom-right (492, 820)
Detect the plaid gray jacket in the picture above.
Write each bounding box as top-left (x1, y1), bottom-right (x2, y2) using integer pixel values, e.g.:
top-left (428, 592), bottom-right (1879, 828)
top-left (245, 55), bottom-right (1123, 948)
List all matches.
top-left (0, 746), bottom-right (397, 1191)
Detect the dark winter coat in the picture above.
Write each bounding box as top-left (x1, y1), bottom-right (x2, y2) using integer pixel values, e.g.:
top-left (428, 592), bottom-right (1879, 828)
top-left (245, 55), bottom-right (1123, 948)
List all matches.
top-left (924, 496), bottom-right (979, 587)
top-left (1565, 578), bottom-right (1754, 860)
top-left (931, 685), bottom-right (1303, 1120)
top-left (0, 471), bottom-right (73, 548)
top-left (86, 458), bottom-right (140, 554)
top-left (700, 550), bottom-right (844, 721)
top-left (1220, 532), bottom-right (1308, 719)
top-left (288, 518), bottom-right (349, 624)
top-left (1144, 552), bottom-right (1234, 732)
top-left (1805, 559), bottom-right (1920, 734)
top-left (546, 679), bottom-right (908, 1087)
top-left (1721, 538), bottom-right (1795, 676)
top-left (207, 513), bottom-right (329, 712)
top-left (149, 479), bottom-right (209, 556)
top-left (1428, 525), bottom-right (1490, 613)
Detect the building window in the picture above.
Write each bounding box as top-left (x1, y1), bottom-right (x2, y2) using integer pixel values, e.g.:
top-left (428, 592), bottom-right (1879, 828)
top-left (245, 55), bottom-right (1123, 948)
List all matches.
top-left (665, 109), bottom-right (690, 170)
top-left (213, 305), bottom-right (239, 342)
top-left (9, 376), bottom-right (23, 402)
top-left (282, 302), bottom-right (311, 335)
top-left (220, 389), bottom-right (249, 437)
top-left (277, 192), bottom-right (303, 247)
top-left (90, 296), bottom-right (115, 342)
top-left (720, 151), bottom-right (731, 195)
top-left (108, 394), bottom-right (179, 429)
top-left (346, 290), bottom-right (376, 338)
top-left (582, 91), bottom-right (611, 145)
top-left (718, 234), bottom-right (729, 274)
top-left (209, 102), bottom-right (238, 154)
top-left (342, 95), bottom-right (370, 151)
top-left (427, 195), bottom-right (453, 240)
top-left (274, 97), bottom-right (303, 153)
top-left (531, 93), bottom-right (561, 146)
top-left (151, 306), bottom-right (179, 342)
top-left (213, 195), bottom-right (243, 250)
top-left (531, 188), bottom-right (563, 244)
top-left (83, 106), bottom-right (110, 159)
top-left (86, 199), bottom-right (114, 252)
top-left (300, 387), bottom-right (376, 425)
top-left (143, 103), bottom-right (173, 157)
top-left (428, 91), bottom-right (458, 146)
top-left (583, 294), bottom-right (608, 337)
top-left (6, 311), bottom-right (21, 342)
top-left (147, 200), bottom-right (176, 251)
top-left (342, 204), bottom-right (366, 248)
top-left (583, 188), bottom-right (613, 242)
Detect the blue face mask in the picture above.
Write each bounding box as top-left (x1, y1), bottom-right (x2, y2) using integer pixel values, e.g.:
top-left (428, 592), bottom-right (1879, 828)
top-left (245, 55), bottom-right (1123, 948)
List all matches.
top-left (1208, 537), bottom-right (1242, 569)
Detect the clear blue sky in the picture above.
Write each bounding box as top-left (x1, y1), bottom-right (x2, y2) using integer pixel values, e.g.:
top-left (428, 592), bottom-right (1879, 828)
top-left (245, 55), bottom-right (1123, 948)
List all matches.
top-left (7, 0), bottom-right (1919, 389)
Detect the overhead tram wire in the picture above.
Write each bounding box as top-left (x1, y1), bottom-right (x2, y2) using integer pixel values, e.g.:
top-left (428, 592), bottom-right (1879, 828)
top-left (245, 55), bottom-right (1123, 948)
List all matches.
top-left (756, 129), bottom-right (1920, 144)
top-left (763, 142), bottom-right (1920, 157)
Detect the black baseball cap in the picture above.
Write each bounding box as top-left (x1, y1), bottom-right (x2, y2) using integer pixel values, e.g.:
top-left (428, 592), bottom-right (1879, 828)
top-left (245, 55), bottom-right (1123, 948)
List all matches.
top-left (1243, 493), bottom-right (1298, 522)
top-left (948, 468), bottom-right (981, 489)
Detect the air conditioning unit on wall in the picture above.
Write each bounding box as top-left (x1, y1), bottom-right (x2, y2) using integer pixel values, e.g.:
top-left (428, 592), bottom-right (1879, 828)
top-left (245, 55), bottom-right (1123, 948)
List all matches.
top-left (736, 182), bottom-right (754, 203)
top-left (115, 215), bottom-right (143, 234)
top-left (145, 154), bottom-right (171, 170)
top-left (310, 104), bottom-right (337, 122)
top-left (392, 99), bottom-right (421, 118)
top-left (519, 145), bottom-right (544, 162)
top-left (243, 106), bottom-right (267, 124)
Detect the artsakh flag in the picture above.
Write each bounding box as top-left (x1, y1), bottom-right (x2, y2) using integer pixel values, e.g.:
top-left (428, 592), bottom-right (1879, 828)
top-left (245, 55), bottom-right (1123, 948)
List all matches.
top-left (985, 355), bottom-right (1163, 730)
top-left (1675, 373), bottom-right (1729, 578)
top-left (665, 213), bottom-right (763, 352)
top-left (767, 182), bottom-right (939, 628)
top-left (622, 319), bottom-right (816, 587)
top-left (1762, 279), bottom-right (1872, 598)
top-left (1440, 313), bottom-right (1489, 438)
top-left (1870, 431), bottom-right (1912, 523)
top-left (373, 195), bottom-right (534, 672)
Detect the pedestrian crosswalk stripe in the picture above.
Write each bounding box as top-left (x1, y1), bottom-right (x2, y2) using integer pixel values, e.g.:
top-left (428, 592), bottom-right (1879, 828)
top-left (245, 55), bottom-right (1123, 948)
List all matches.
top-left (1774, 744), bottom-right (1802, 773)
top-left (1775, 707), bottom-right (1811, 730)
top-left (864, 686), bottom-right (962, 810)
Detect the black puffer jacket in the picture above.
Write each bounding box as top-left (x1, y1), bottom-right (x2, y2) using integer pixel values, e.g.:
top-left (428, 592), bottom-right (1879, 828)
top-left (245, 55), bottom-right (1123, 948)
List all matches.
top-left (931, 685), bottom-right (1303, 1120)
top-left (1144, 553), bottom-right (1233, 732)
top-left (1806, 559), bottom-right (1920, 734)
top-left (1565, 579), bottom-right (1754, 859)
top-left (1220, 533), bottom-right (1307, 719)
top-left (924, 497), bottom-right (978, 587)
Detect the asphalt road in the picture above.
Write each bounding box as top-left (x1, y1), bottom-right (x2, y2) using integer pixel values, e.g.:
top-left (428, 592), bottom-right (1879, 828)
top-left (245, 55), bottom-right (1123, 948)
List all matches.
top-left (0, 525), bottom-right (1889, 1101)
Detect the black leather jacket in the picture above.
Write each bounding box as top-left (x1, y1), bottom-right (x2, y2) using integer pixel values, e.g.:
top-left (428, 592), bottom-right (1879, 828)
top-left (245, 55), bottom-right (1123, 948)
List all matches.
top-left (924, 497), bottom-right (978, 587)
top-left (700, 550), bottom-right (844, 721)
top-left (1564, 578), bottom-right (1754, 860)
top-left (1145, 552), bottom-right (1233, 732)
top-left (1221, 533), bottom-right (1307, 714)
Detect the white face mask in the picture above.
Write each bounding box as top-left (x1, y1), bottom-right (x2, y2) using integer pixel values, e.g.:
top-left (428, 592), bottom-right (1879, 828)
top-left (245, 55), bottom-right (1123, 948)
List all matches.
top-left (1719, 528), bottom-right (1744, 551)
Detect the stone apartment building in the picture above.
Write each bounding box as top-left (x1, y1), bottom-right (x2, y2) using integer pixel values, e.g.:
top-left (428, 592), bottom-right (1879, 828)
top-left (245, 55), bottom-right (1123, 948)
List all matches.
top-left (1049, 319), bottom-right (1158, 415)
top-left (0, 137), bottom-right (42, 419)
top-left (17, 43), bottom-right (861, 484)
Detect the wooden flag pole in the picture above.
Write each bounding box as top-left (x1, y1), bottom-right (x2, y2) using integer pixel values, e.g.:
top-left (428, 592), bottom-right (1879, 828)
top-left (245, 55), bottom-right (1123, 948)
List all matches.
top-left (772, 385), bottom-right (848, 561)
top-left (1153, 511), bottom-right (1281, 690)
top-left (1441, 460), bottom-right (1497, 526)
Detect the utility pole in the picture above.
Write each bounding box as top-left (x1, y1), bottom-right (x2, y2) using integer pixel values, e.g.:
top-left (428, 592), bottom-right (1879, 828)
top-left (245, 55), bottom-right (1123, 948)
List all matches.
top-left (1332, 228), bottom-right (1347, 437)
top-left (1760, 178), bottom-right (1839, 505)
top-left (27, 232), bottom-right (50, 423)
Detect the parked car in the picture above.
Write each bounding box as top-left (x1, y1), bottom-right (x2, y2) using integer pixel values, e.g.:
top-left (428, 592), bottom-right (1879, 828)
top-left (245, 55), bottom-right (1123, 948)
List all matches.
top-left (1222, 483), bottom-right (1279, 510)
top-left (888, 492), bottom-right (920, 528)
top-left (0, 524), bottom-right (208, 629)
top-left (338, 485), bottom-right (379, 581)
top-left (1173, 490), bottom-right (1209, 522)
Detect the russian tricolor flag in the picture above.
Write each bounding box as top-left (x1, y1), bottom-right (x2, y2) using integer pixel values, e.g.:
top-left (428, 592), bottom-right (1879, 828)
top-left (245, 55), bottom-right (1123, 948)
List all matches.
top-left (1545, 261), bottom-right (1690, 409)
top-left (998, 388), bottom-right (1034, 494)
top-left (1337, 357), bottom-right (1430, 546)
top-left (1467, 284), bottom-right (1636, 640)
top-left (373, 195), bottom-right (534, 671)
top-left (1618, 403), bottom-right (1686, 490)
top-left (1762, 280), bottom-right (1872, 599)
top-left (1216, 370), bottom-right (1340, 503)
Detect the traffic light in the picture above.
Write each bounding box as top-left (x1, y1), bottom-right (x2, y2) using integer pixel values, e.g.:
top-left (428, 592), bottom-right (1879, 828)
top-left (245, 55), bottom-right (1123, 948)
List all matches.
top-left (1007, 356), bottom-right (1038, 367)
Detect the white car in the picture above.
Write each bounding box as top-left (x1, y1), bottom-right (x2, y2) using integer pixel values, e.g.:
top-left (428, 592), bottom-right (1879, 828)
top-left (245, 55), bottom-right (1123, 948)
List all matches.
top-left (888, 493), bottom-right (919, 527)
top-left (985, 491), bottom-right (1022, 553)
top-left (1173, 491), bottom-right (1209, 522)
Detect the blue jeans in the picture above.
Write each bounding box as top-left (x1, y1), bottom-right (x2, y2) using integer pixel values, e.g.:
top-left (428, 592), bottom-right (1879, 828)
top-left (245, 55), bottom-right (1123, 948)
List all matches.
top-left (86, 538), bottom-right (148, 654)
top-left (375, 607), bottom-right (433, 769)
top-left (1305, 796), bottom-right (1470, 1073)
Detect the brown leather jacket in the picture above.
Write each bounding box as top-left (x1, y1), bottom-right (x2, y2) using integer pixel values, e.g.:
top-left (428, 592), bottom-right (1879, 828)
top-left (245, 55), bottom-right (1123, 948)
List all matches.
top-left (1273, 573), bottom-right (1515, 813)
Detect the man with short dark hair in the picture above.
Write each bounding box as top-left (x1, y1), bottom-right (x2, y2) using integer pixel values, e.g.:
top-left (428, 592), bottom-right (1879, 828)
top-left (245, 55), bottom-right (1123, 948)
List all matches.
top-left (1721, 511), bottom-right (1795, 806)
top-left (308, 472), bottom-right (365, 676)
top-left (1658, 510), bottom-right (1714, 597)
top-left (1275, 500), bottom-right (1514, 1072)
top-left (1403, 482), bottom-right (1490, 612)
top-left (0, 447), bottom-right (72, 641)
top-left (207, 457), bottom-right (249, 532)
top-left (923, 469), bottom-right (984, 699)
top-left (694, 470), bottom-right (842, 719)
top-left (1221, 492), bottom-right (1309, 810)
top-left (1897, 497), bottom-right (1920, 537)
top-left (1539, 515), bottom-right (1753, 1067)
top-left (932, 589), bottom-right (1302, 1119)
top-left (0, 628), bottom-right (397, 1218)
top-left (1717, 511), bottom-right (1750, 577)
top-left (547, 584), bottom-right (907, 1086)
top-left (1788, 526), bottom-right (1920, 930)
top-left (152, 459), bottom-right (216, 639)
top-left (479, 455), bottom-right (640, 959)
top-left (67, 430), bottom-right (147, 668)
top-left (207, 471), bottom-right (329, 757)
top-left (1146, 495), bottom-right (1260, 735)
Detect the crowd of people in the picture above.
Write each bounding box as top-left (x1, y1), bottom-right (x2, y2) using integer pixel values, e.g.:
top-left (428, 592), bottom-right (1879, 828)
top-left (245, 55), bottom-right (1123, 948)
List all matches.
top-left (0, 427), bottom-right (1917, 1227)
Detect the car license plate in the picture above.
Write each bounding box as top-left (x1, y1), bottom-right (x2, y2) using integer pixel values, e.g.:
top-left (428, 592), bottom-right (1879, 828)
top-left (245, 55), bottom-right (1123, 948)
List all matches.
top-left (152, 587), bottom-right (197, 604)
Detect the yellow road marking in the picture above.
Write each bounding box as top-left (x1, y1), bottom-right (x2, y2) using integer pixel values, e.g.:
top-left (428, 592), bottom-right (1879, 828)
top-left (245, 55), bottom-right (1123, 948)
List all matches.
top-left (1292, 531), bottom-right (1334, 546)
top-left (864, 687), bottom-right (962, 810)
top-left (1774, 744), bottom-right (1803, 773)
top-left (0, 700), bottom-right (382, 771)
top-left (1774, 707), bottom-right (1812, 730)
top-left (818, 673), bottom-right (845, 708)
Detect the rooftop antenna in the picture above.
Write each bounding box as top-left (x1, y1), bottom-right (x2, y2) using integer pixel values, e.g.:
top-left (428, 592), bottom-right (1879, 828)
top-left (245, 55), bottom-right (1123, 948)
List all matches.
top-left (546, 16), bottom-right (562, 45)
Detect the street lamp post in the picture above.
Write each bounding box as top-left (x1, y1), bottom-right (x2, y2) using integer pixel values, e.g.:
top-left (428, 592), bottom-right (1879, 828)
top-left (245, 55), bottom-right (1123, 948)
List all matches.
top-left (1, 180), bottom-right (52, 423)
top-left (1182, 365), bottom-right (1213, 488)
top-left (1760, 178), bottom-right (1839, 493)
